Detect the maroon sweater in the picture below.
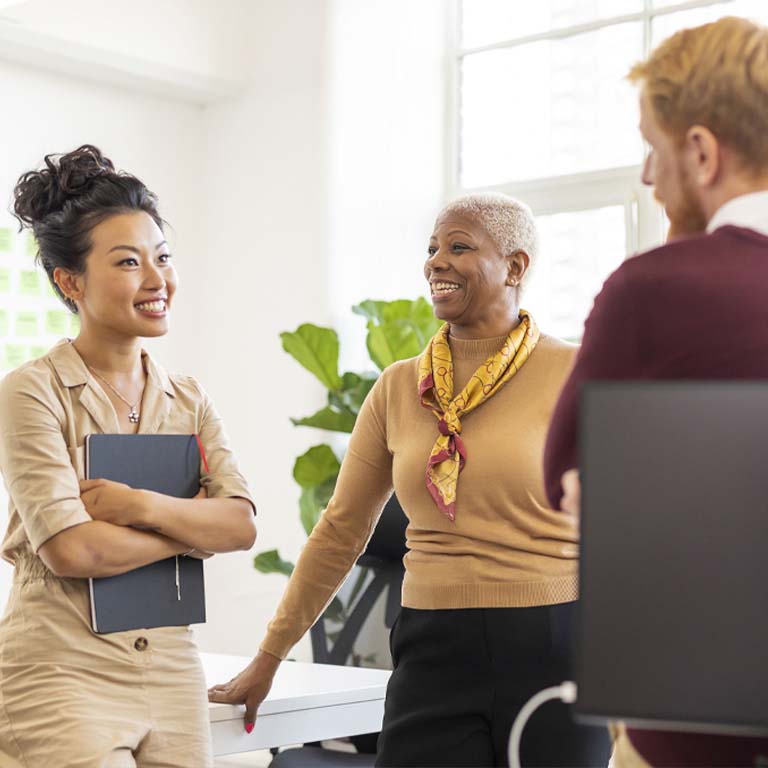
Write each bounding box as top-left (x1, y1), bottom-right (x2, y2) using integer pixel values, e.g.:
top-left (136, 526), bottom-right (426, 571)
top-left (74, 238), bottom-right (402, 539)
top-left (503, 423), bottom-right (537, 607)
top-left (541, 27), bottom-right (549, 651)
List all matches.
top-left (544, 226), bottom-right (768, 766)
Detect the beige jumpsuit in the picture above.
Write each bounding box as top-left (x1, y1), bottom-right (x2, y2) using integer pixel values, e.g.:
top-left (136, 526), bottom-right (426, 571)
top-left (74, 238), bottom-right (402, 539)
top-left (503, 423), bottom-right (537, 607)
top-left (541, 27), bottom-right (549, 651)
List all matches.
top-left (0, 340), bottom-right (254, 768)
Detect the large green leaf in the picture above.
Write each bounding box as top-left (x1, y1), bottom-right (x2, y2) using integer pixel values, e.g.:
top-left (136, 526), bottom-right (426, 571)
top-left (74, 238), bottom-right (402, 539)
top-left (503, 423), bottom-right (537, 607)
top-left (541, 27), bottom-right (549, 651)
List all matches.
top-left (292, 373), bottom-right (376, 433)
top-left (332, 371), bottom-right (378, 414)
top-left (257, 298), bottom-right (442, 588)
top-left (315, 476), bottom-right (337, 507)
top-left (299, 476), bottom-right (338, 535)
top-left (299, 487), bottom-right (321, 536)
top-left (280, 324), bottom-right (343, 390)
top-left (340, 371), bottom-right (363, 389)
top-left (355, 296), bottom-right (439, 327)
top-left (355, 298), bottom-right (442, 371)
top-left (366, 323), bottom-right (422, 370)
top-left (380, 297), bottom-right (442, 348)
top-left (293, 444), bottom-right (341, 489)
top-left (253, 549), bottom-right (295, 577)
top-left (383, 299), bottom-right (424, 322)
top-left (353, 298), bottom-right (422, 325)
top-left (408, 296), bottom-right (443, 346)
top-left (352, 300), bottom-right (388, 323)
top-left (291, 405), bottom-right (356, 434)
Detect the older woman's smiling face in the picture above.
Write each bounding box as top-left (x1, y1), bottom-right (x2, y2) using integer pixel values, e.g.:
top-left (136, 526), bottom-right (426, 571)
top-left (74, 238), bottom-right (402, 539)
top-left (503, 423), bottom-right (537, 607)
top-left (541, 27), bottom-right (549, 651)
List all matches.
top-left (425, 212), bottom-right (525, 339)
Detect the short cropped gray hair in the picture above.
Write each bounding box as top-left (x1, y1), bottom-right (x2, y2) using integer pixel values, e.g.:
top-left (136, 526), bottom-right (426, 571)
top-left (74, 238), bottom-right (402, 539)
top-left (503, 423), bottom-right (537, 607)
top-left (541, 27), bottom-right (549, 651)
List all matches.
top-left (437, 192), bottom-right (539, 289)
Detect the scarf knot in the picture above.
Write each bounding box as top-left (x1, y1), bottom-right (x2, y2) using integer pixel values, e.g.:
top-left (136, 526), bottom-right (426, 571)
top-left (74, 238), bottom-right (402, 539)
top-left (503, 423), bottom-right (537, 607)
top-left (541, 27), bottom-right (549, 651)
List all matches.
top-left (438, 410), bottom-right (461, 436)
top-left (417, 311), bottom-right (540, 521)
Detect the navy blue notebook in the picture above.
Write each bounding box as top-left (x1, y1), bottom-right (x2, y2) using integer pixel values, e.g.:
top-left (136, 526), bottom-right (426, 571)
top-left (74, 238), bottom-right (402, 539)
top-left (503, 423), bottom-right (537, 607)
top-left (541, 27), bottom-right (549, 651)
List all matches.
top-left (84, 434), bottom-right (207, 634)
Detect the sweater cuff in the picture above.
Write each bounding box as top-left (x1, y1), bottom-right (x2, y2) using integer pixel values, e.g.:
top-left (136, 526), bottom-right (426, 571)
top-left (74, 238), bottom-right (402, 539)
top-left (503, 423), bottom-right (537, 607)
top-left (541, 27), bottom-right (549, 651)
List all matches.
top-left (259, 635), bottom-right (292, 661)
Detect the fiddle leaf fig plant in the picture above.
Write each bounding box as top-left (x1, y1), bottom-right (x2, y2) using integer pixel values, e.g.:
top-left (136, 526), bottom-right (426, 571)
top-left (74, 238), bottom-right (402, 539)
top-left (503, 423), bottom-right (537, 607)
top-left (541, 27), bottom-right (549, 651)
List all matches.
top-left (294, 444), bottom-right (340, 536)
top-left (353, 297), bottom-right (444, 370)
top-left (253, 296), bottom-right (441, 578)
top-left (280, 324), bottom-right (344, 391)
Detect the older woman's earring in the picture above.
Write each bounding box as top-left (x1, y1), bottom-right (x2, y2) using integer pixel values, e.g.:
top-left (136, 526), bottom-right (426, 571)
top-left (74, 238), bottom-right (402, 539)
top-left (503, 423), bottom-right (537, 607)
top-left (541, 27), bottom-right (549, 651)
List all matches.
top-left (507, 278), bottom-right (519, 287)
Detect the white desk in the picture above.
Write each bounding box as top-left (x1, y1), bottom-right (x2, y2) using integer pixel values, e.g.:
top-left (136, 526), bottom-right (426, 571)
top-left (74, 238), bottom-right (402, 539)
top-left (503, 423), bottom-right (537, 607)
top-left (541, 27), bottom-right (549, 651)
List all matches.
top-left (203, 653), bottom-right (391, 757)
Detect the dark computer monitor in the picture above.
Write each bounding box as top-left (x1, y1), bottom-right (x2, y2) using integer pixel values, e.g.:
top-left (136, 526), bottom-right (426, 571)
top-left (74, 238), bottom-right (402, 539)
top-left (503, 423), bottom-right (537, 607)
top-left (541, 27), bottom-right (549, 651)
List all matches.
top-left (577, 382), bottom-right (768, 736)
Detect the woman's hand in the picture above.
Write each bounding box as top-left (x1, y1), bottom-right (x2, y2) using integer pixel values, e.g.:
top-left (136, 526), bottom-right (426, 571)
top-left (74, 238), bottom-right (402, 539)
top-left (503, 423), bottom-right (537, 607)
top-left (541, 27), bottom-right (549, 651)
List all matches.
top-left (80, 482), bottom-right (207, 529)
top-left (208, 650), bottom-right (281, 733)
top-left (560, 469), bottom-right (581, 518)
top-left (79, 478), bottom-right (147, 527)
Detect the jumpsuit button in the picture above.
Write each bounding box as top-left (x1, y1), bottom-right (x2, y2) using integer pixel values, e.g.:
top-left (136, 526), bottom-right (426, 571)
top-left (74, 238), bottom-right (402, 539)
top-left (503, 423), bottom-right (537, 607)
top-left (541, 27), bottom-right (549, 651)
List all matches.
top-left (134, 637), bottom-right (149, 651)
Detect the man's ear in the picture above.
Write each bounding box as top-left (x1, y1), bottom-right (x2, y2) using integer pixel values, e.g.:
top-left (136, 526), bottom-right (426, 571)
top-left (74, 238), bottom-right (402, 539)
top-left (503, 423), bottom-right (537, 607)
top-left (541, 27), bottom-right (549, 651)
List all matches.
top-left (53, 267), bottom-right (84, 305)
top-left (506, 250), bottom-right (531, 287)
top-left (685, 125), bottom-right (720, 187)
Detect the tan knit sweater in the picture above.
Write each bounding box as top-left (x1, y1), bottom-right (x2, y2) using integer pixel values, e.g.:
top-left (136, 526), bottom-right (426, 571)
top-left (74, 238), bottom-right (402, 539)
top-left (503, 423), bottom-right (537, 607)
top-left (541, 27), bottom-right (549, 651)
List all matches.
top-left (262, 333), bottom-right (579, 659)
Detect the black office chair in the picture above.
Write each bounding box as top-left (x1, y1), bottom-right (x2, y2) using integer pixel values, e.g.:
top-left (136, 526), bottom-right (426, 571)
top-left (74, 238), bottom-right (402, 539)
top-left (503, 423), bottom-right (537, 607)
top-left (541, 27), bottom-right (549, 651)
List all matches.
top-left (269, 494), bottom-right (407, 768)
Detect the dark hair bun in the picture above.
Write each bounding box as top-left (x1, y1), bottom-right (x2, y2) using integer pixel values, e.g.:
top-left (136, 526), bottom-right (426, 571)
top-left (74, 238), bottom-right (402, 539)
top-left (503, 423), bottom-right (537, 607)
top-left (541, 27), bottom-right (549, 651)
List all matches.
top-left (13, 145), bottom-right (116, 226)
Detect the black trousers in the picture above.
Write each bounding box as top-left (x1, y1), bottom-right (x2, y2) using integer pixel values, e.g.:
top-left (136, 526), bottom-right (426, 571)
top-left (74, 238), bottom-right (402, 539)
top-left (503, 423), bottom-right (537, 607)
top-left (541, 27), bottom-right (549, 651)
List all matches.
top-left (376, 603), bottom-right (610, 767)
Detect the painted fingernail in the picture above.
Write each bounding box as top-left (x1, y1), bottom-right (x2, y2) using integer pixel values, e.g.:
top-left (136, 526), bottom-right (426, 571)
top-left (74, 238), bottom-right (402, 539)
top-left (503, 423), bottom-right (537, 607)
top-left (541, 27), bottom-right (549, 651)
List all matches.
top-left (245, 723), bottom-right (254, 734)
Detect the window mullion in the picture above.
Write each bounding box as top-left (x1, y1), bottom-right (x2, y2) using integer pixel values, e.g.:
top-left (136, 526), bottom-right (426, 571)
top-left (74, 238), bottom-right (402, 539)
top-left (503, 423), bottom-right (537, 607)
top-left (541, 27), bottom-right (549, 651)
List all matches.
top-left (635, 182), bottom-right (666, 252)
top-left (464, 166), bottom-right (640, 216)
top-left (445, 0), bottom-right (462, 199)
top-left (650, 0), bottom-right (737, 21)
top-left (458, 11), bottom-right (646, 58)
top-left (643, 0), bottom-right (653, 56)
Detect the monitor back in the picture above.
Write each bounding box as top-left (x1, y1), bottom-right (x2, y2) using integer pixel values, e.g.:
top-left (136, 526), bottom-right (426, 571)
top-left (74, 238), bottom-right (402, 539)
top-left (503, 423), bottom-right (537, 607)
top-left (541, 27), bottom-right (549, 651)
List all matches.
top-left (577, 382), bottom-right (768, 735)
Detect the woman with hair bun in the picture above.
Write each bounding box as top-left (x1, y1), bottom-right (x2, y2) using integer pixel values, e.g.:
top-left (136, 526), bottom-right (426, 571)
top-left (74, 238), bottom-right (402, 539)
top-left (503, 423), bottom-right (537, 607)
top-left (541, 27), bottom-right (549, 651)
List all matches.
top-left (210, 193), bottom-right (610, 766)
top-left (0, 145), bottom-right (257, 768)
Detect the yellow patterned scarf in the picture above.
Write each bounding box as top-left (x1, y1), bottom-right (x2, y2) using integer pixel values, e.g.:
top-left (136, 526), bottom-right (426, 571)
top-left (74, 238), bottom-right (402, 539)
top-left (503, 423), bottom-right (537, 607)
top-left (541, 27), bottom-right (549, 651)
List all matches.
top-left (417, 311), bottom-right (540, 521)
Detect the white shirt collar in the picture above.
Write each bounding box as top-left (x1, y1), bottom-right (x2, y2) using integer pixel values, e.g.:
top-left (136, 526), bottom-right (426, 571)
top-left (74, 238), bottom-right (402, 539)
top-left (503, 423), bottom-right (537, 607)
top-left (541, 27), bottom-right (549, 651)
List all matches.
top-left (706, 190), bottom-right (768, 236)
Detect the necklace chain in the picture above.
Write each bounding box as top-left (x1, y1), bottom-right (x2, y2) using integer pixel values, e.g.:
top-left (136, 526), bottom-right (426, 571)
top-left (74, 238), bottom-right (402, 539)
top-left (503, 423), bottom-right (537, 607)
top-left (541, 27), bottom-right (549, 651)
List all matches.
top-left (86, 365), bottom-right (143, 424)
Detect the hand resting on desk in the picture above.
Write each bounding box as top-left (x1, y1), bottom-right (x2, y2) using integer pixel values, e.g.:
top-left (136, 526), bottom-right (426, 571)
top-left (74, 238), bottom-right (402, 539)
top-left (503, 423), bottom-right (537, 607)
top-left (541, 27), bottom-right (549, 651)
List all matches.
top-left (208, 650), bottom-right (281, 733)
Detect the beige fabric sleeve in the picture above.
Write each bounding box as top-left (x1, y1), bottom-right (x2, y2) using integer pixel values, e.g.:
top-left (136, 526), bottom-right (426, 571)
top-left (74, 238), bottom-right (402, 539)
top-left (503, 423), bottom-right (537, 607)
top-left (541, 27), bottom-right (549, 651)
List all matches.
top-left (194, 380), bottom-right (256, 514)
top-left (260, 373), bottom-right (395, 659)
top-left (0, 369), bottom-right (92, 552)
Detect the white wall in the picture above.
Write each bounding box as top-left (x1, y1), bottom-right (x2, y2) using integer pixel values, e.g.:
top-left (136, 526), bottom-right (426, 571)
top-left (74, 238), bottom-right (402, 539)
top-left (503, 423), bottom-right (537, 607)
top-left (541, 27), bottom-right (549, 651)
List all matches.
top-left (0, 0), bottom-right (450, 663)
top-left (0, 0), bottom-right (332, 663)
top-left (327, 0), bottom-right (450, 373)
top-left (165, 0), bottom-right (451, 659)
top-left (170, 0), bottom-right (334, 659)
top-left (2, 0), bottom-right (253, 80)
top-left (0, 58), bottom-right (206, 606)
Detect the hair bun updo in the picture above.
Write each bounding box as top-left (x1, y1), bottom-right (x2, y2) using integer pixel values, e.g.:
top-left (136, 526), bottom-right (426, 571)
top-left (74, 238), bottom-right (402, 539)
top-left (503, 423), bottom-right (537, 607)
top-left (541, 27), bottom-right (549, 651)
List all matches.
top-left (13, 145), bottom-right (116, 227)
top-left (11, 144), bottom-right (163, 314)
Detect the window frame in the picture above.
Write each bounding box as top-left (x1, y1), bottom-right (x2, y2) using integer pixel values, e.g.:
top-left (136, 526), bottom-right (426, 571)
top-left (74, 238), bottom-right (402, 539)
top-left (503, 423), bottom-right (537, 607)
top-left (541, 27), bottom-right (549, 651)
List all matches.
top-left (446, 0), bottom-right (742, 254)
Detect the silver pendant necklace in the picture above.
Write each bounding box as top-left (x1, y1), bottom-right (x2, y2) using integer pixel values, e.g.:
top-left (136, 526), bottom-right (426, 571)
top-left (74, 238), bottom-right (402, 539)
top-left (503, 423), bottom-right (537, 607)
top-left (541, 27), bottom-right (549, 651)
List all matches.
top-left (86, 365), bottom-right (143, 424)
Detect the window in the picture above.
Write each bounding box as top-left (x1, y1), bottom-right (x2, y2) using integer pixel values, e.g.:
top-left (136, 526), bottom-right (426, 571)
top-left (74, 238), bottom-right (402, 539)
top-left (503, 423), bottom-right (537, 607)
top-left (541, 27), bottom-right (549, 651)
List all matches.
top-left (0, 216), bottom-right (79, 601)
top-left (0, 218), bottom-right (79, 378)
top-left (527, 204), bottom-right (632, 341)
top-left (452, 0), bottom-right (768, 338)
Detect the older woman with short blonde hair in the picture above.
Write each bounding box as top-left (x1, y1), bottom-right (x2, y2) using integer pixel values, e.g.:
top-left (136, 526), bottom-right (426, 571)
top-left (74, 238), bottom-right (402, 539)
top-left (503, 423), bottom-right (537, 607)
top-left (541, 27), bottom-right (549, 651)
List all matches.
top-left (210, 192), bottom-right (609, 766)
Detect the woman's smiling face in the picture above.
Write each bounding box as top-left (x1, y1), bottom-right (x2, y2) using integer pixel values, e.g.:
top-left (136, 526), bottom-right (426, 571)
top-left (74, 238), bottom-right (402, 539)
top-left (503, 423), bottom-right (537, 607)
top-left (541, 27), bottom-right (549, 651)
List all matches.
top-left (425, 211), bottom-right (525, 338)
top-left (56, 210), bottom-right (177, 340)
